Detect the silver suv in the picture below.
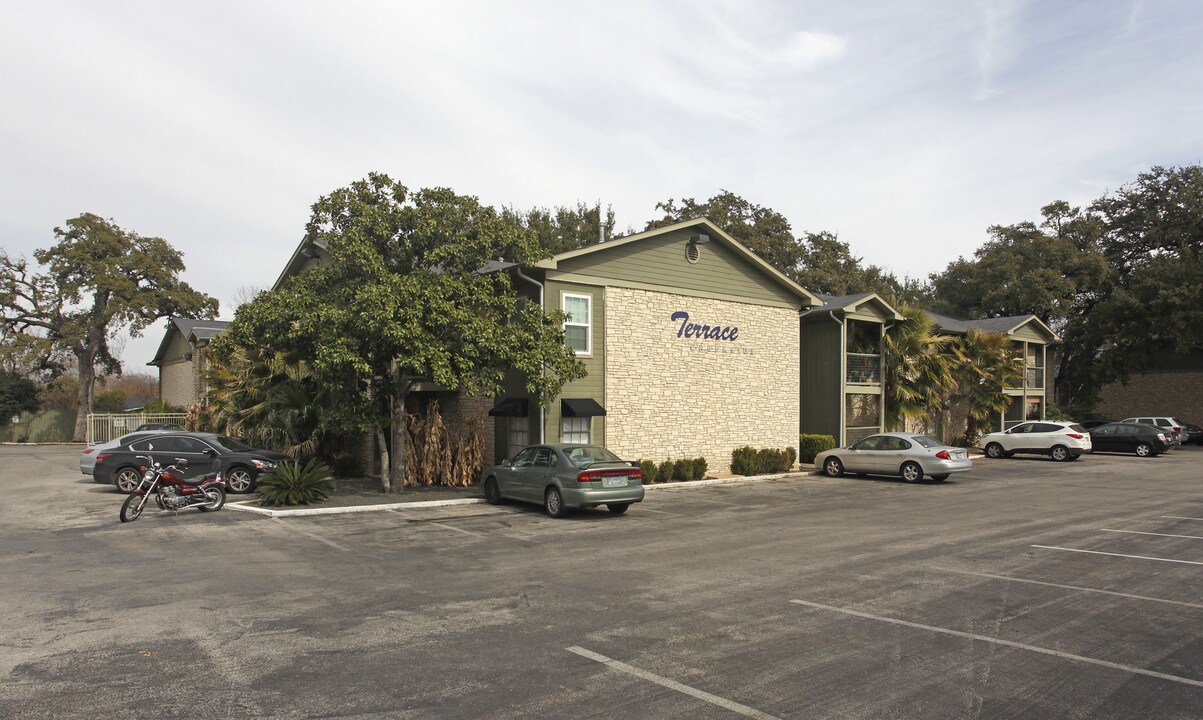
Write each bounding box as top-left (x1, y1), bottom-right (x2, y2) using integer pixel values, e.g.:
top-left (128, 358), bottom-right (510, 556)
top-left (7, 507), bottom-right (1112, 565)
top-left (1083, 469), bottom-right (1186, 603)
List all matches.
top-left (1121, 417), bottom-right (1185, 446)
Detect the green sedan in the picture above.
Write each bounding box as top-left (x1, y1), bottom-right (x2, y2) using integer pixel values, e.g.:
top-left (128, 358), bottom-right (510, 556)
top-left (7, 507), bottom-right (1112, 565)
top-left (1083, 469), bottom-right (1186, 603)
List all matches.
top-left (481, 444), bottom-right (645, 518)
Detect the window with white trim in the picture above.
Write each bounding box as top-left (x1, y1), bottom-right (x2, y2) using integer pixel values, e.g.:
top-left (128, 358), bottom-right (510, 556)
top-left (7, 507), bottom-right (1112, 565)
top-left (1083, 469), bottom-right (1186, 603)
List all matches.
top-left (562, 293), bottom-right (591, 355)
top-left (562, 416), bottom-right (590, 444)
top-left (507, 418), bottom-right (529, 459)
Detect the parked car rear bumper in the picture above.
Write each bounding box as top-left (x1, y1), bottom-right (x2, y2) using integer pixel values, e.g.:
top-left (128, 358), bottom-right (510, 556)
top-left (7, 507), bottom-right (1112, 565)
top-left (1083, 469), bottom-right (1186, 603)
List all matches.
top-left (921, 458), bottom-right (974, 475)
top-left (561, 485), bottom-right (645, 508)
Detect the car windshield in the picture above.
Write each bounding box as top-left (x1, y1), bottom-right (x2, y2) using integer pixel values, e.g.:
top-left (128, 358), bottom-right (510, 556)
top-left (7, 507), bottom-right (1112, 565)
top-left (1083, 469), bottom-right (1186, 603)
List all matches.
top-left (909, 435), bottom-right (941, 448)
top-left (563, 445), bottom-right (623, 466)
top-left (210, 435), bottom-right (256, 452)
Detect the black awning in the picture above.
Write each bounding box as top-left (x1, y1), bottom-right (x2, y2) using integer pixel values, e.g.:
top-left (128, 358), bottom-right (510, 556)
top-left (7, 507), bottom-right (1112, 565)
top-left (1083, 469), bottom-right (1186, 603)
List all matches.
top-left (561, 398), bottom-right (606, 417)
top-left (488, 398), bottom-right (529, 417)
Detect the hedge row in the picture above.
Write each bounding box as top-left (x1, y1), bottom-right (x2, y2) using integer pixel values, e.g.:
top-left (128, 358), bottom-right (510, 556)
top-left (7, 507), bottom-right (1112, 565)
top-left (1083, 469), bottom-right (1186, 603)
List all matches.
top-left (798, 434), bottom-right (837, 463)
top-left (730, 446), bottom-right (797, 475)
top-left (635, 457), bottom-right (708, 483)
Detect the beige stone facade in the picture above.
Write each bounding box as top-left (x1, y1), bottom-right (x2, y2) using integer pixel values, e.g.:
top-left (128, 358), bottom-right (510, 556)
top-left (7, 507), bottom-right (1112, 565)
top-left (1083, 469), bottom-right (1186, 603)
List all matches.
top-left (604, 287), bottom-right (800, 473)
top-left (159, 360), bottom-right (196, 408)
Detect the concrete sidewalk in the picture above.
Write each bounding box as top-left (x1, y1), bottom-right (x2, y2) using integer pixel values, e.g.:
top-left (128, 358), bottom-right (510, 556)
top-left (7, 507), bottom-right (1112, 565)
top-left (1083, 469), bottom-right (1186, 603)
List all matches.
top-left (227, 467), bottom-right (817, 518)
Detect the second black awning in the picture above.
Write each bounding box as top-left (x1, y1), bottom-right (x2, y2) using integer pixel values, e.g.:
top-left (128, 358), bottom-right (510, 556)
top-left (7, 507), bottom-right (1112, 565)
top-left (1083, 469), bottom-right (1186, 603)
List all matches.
top-left (561, 398), bottom-right (606, 417)
top-left (488, 398), bottom-right (529, 417)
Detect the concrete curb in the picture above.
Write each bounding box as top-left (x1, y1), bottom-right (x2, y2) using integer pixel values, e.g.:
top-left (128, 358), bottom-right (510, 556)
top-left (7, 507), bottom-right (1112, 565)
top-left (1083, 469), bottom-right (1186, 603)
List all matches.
top-left (226, 468), bottom-right (818, 517)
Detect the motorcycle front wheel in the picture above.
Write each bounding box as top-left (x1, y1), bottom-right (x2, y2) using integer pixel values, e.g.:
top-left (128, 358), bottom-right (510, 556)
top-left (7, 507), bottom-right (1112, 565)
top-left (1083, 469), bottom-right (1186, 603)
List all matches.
top-left (120, 494), bottom-right (147, 523)
top-left (197, 486), bottom-right (225, 512)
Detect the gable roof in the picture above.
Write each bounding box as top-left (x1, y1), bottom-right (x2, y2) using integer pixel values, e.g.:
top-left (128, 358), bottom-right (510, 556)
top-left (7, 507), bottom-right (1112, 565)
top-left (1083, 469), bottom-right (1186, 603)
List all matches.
top-left (927, 312), bottom-right (1058, 341)
top-left (802, 292), bottom-right (904, 322)
top-left (535, 218), bottom-right (822, 307)
top-left (147, 317), bottom-right (232, 366)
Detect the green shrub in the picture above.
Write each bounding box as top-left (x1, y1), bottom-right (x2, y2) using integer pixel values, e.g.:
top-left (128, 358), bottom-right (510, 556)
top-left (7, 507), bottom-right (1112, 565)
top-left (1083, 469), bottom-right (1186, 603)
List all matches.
top-left (692, 456), bottom-right (707, 479)
top-left (637, 459), bottom-right (658, 484)
top-left (656, 460), bottom-right (674, 484)
top-left (798, 434), bottom-right (836, 464)
top-left (256, 459), bottom-right (335, 507)
top-left (672, 458), bottom-right (694, 481)
top-left (731, 446), bottom-right (795, 475)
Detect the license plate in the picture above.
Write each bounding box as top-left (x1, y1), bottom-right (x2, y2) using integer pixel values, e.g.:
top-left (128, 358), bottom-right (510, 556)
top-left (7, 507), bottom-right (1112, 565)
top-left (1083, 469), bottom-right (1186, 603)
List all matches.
top-left (604, 477), bottom-right (627, 487)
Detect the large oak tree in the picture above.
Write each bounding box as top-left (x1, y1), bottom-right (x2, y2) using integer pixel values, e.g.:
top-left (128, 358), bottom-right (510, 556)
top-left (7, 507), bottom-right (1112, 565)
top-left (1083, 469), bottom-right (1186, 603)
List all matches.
top-left (1, 214), bottom-right (218, 440)
top-left (221, 174), bottom-right (586, 492)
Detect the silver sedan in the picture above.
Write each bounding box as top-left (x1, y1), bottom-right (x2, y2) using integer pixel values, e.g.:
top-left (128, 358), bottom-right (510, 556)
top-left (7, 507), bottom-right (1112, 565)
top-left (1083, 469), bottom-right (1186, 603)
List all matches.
top-left (815, 432), bottom-right (972, 482)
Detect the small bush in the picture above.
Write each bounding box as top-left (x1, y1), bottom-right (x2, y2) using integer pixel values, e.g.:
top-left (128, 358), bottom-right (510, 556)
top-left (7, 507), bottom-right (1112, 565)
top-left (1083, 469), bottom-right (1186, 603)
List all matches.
top-left (731, 446), bottom-right (795, 475)
top-left (692, 456), bottom-right (708, 479)
top-left (798, 434), bottom-right (836, 464)
top-left (656, 460), bottom-right (674, 484)
top-left (256, 459), bottom-right (335, 507)
top-left (637, 459), bottom-right (658, 484)
top-left (672, 458), bottom-right (694, 481)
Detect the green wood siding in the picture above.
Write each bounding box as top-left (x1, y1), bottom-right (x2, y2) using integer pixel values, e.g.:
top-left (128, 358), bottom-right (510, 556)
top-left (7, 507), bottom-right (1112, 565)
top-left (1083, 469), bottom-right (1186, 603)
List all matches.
top-left (553, 228), bottom-right (799, 308)
top-left (847, 304), bottom-right (893, 323)
top-left (544, 280), bottom-right (605, 444)
top-left (800, 319), bottom-right (843, 441)
top-left (1010, 324), bottom-right (1050, 343)
top-left (162, 330), bottom-right (191, 364)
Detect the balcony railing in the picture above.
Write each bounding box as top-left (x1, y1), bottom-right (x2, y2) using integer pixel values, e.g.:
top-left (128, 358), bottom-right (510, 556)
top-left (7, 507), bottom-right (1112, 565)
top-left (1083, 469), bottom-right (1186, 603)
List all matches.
top-left (1025, 367), bottom-right (1044, 389)
top-left (846, 353), bottom-right (881, 384)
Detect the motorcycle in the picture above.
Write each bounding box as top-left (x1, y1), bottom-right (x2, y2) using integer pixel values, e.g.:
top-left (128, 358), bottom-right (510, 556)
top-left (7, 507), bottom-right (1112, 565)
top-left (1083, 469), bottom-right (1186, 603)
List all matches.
top-left (119, 454), bottom-right (227, 523)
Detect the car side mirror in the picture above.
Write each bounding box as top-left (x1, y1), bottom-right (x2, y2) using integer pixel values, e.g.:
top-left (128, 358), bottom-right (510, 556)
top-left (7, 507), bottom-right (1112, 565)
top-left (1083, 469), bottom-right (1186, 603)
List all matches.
top-left (202, 448), bottom-right (216, 456)
top-left (501, 459), bottom-right (512, 467)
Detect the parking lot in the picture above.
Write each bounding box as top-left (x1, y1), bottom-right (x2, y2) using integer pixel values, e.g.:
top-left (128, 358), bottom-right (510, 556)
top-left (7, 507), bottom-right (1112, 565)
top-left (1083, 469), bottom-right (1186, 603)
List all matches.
top-left (2, 444), bottom-right (1202, 719)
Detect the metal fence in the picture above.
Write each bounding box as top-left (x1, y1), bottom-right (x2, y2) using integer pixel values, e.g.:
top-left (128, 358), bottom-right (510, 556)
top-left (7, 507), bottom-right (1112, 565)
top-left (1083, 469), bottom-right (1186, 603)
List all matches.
top-left (86, 413), bottom-right (188, 445)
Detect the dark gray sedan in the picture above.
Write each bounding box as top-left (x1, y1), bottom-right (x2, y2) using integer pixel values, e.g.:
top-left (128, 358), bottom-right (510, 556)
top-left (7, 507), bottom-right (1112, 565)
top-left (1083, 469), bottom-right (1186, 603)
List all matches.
top-left (815, 432), bottom-right (973, 482)
top-left (481, 444), bottom-right (645, 518)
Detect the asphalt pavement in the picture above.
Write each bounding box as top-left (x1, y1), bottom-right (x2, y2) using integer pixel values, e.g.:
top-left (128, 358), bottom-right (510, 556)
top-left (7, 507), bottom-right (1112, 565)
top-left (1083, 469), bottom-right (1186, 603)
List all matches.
top-left (2, 444), bottom-right (1202, 718)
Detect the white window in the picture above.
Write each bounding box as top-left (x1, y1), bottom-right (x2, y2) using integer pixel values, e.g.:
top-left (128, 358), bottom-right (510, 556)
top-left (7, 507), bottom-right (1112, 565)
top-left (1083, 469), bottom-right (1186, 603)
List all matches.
top-left (562, 293), bottom-right (592, 355)
top-left (508, 418), bottom-right (529, 458)
top-left (562, 416), bottom-right (590, 444)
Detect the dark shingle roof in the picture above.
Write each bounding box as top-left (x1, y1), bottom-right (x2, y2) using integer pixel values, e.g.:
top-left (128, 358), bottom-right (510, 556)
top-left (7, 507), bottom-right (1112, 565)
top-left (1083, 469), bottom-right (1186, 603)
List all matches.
top-left (927, 311), bottom-right (1054, 338)
top-left (147, 317), bottom-right (231, 366)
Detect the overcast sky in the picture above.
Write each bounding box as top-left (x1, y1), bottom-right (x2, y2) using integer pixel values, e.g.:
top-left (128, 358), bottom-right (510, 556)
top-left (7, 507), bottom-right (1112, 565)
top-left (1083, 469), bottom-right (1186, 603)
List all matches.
top-left (3, 0), bottom-right (1202, 373)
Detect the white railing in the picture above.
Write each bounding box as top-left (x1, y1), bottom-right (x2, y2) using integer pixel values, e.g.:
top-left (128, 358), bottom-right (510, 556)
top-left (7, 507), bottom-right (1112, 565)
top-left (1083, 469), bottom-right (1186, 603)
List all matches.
top-left (86, 413), bottom-right (188, 445)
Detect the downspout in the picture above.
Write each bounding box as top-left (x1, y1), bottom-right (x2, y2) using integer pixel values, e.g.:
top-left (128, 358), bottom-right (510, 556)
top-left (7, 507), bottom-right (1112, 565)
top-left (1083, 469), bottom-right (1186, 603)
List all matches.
top-left (514, 267), bottom-right (545, 444)
top-left (881, 321), bottom-right (893, 433)
top-left (830, 312), bottom-right (845, 446)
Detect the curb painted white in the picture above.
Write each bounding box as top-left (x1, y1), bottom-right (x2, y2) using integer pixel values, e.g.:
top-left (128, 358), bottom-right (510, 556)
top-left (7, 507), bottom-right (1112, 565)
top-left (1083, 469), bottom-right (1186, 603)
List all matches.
top-left (226, 468), bottom-right (819, 518)
top-left (227, 497), bottom-right (485, 517)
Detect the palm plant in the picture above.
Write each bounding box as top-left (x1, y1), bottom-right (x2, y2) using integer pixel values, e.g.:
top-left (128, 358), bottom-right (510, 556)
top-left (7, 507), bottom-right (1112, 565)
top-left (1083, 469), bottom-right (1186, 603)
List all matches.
top-left (883, 306), bottom-right (955, 431)
top-left (206, 347), bottom-right (325, 458)
top-left (950, 329), bottom-right (1025, 445)
top-left (256, 459), bottom-right (335, 506)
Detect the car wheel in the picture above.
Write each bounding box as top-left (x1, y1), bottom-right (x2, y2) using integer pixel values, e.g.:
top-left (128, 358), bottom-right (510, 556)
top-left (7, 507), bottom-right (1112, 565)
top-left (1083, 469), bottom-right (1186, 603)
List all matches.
top-left (114, 467), bottom-right (141, 493)
top-left (226, 466), bottom-right (255, 493)
top-left (545, 487), bottom-right (569, 518)
top-left (1135, 442), bottom-right (1152, 457)
top-left (985, 442), bottom-right (1005, 459)
top-left (823, 457), bottom-right (844, 477)
top-left (483, 477), bottom-right (503, 504)
top-left (1050, 445), bottom-right (1070, 462)
top-left (930, 473), bottom-right (950, 481)
top-left (900, 462), bottom-right (923, 483)
top-left (607, 503), bottom-right (630, 515)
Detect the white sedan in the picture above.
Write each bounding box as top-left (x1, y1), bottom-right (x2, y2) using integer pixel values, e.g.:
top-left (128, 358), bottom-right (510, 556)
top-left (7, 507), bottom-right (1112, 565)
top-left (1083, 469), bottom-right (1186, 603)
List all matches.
top-left (816, 432), bottom-right (973, 482)
top-left (979, 421), bottom-right (1092, 462)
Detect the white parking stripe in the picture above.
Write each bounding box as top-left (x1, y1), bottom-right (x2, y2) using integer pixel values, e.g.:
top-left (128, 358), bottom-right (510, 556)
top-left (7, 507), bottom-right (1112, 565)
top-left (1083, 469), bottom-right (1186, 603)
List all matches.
top-left (567, 646), bottom-right (781, 719)
top-left (1102, 529), bottom-right (1203, 541)
top-left (1162, 516), bottom-right (1203, 522)
top-left (426, 521), bottom-right (483, 537)
top-left (789, 600), bottom-right (1203, 688)
top-left (930, 567), bottom-right (1203, 609)
top-left (270, 518), bottom-right (350, 551)
top-left (1031, 545), bottom-right (1203, 565)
